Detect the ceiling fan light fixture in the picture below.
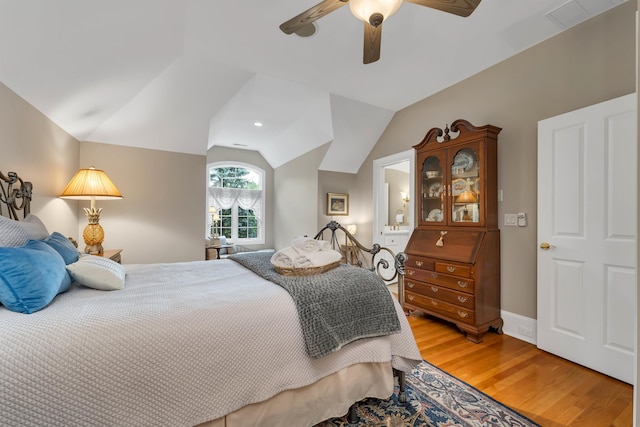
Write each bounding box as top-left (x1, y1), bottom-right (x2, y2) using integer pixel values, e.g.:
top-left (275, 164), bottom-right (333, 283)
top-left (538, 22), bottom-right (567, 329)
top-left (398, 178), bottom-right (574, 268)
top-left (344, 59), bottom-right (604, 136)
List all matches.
top-left (279, 0), bottom-right (481, 64)
top-left (368, 12), bottom-right (383, 27)
top-left (349, 0), bottom-right (403, 23)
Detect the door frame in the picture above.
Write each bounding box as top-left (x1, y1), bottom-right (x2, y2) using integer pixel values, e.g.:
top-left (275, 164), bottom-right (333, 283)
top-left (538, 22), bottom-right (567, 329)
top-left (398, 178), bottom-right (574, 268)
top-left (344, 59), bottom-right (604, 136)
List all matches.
top-left (373, 149), bottom-right (415, 243)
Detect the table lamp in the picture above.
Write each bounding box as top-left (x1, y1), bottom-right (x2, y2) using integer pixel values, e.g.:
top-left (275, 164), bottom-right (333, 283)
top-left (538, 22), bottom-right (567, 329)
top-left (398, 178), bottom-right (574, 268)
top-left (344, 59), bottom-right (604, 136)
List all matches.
top-left (456, 190), bottom-right (477, 221)
top-left (209, 206), bottom-right (221, 245)
top-left (346, 224), bottom-right (357, 236)
top-left (59, 166), bottom-right (123, 254)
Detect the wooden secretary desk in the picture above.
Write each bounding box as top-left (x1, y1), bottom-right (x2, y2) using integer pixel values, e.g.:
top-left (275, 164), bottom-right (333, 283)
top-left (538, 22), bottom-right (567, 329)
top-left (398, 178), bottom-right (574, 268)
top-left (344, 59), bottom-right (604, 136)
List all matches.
top-left (403, 119), bottom-right (503, 343)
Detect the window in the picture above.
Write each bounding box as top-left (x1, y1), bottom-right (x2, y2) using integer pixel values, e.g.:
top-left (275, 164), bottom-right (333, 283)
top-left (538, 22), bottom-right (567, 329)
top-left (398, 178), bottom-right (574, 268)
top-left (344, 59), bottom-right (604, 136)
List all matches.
top-left (207, 163), bottom-right (265, 244)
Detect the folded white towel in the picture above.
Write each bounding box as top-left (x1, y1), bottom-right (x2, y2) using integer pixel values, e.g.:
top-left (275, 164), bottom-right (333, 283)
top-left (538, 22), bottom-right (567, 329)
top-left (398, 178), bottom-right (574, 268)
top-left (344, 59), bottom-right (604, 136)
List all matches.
top-left (305, 249), bottom-right (342, 267)
top-left (271, 247), bottom-right (311, 268)
top-left (271, 246), bottom-right (342, 269)
top-left (271, 247), bottom-right (295, 268)
top-left (291, 237), bottom-right (331, 253)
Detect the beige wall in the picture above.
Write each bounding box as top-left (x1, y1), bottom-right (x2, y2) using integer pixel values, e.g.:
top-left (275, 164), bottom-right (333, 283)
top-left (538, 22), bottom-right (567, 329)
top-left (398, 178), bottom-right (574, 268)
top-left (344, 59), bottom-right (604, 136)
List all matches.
top-left (1, 79), bottom-right (210, 264)
top-left (0, 81), bottom-right (80, 236)
top-left (271, 143), bottom-right (330, 249)
top-left (206, 145), bottom-right (274, 250)
top-left (205, 145), bottom-right (360, 250)
top-left (349, 1), bottom-right (637, 319)
top-left (79, 142), bottom-right (206, 264)
top-left (317, 170), bottom-right (358, 232)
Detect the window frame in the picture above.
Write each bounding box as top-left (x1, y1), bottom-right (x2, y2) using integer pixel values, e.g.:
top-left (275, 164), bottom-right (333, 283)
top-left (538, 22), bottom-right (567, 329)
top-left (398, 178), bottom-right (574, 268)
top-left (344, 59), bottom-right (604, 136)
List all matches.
top-left (206, 161), bottom-right (265, 245)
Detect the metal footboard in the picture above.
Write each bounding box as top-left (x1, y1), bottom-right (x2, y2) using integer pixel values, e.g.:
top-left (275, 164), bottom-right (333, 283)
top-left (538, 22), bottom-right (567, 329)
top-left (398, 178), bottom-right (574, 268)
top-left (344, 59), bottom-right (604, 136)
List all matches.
top-left (315, 221), bottom-right (409, 421)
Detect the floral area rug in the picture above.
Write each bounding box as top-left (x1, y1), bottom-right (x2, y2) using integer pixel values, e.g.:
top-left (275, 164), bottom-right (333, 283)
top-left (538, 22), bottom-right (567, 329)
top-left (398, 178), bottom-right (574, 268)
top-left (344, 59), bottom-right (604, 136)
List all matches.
top-left (316, 360), bottom-right (540, 427)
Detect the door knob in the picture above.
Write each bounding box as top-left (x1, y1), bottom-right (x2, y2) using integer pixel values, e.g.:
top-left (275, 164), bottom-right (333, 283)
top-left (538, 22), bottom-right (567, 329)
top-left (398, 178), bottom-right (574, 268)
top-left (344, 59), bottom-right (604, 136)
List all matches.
top-left (540, 242), bottom-right (552, 250)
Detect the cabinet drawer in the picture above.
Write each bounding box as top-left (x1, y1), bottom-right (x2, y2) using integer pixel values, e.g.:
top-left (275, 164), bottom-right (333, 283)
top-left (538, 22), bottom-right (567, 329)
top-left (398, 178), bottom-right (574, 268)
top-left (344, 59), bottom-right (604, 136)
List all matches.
top-left (405, 267), bottom-right (475, 294)
top-left (405, 292), bottom-right (475, 325)
top-left (384, 235), bottom-right (407, 246)
top-left (405, 266), bottom-right (436, 282)
top-left (435, 262), bottom-right (473, 278)
top-left (405, 255), bottom-right (434, 270)
top-left (405, 280), bottom-right (474, 309)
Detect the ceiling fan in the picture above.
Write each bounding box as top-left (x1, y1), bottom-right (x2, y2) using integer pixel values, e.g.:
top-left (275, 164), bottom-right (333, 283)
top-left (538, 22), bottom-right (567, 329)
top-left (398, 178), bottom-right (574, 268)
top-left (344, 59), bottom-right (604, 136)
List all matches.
top-left (279, 0), bottom-right (481, 64)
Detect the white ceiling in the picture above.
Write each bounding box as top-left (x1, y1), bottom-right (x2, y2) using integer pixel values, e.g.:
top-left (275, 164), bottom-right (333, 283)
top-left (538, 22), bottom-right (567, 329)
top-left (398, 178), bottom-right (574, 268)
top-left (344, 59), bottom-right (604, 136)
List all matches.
top-left (0, 0), bottom-right (627, 173)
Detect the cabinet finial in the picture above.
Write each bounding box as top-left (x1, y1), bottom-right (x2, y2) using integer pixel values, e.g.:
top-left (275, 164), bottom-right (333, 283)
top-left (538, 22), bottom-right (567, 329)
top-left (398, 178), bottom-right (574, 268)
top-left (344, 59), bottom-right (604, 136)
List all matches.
top-left (442, 124), bottom-right (451, 142)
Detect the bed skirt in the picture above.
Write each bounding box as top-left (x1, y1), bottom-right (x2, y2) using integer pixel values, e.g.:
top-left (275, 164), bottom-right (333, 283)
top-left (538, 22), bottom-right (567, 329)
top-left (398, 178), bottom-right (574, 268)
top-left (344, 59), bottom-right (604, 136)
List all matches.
top-left (197, 361), bottom-right (393, 427)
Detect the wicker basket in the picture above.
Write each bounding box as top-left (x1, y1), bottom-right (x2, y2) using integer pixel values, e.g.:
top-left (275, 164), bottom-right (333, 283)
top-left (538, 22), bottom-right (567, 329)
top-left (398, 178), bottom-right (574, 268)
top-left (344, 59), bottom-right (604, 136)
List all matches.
top-left (274, 261), bottom-right (340, 276)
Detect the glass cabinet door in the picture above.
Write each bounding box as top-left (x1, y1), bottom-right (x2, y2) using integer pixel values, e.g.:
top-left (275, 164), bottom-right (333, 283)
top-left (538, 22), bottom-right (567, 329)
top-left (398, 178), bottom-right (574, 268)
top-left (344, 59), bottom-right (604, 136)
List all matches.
top-left (421, 155), bottom-right (444, 223)
top-left (450, 147), bottom-right (480, 224)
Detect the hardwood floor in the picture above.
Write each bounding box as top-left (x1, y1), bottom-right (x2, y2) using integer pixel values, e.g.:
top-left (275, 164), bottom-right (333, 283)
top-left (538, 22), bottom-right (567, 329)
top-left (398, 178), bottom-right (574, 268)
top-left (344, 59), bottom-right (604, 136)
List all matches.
top-left (407, 312), bottom-right (634, 426)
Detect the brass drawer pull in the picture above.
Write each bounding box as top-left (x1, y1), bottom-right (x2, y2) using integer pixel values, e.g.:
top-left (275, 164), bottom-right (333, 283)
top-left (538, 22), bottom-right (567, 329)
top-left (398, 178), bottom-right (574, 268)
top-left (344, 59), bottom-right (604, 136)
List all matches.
top-left (431, 300), bottom-right (439, 306)
top-left (407, 270), bottom-right (415, 276)
top-left (430, 272), bottom-right (439, 279)
top-left (415, 261), bottom-right (424, 267)
top-left (457, 281), bottom-right (468, 288)
top-left (447, 266), bottom-right (456, 273)
top-left (407, 282), bottom-right (415, 288)
top-left (407, 295), bottom-right (415, 301)
top-left (457, 296), bottom-right (468, 303)
top-left (430, 286), bottom-right (438, 292)
top-left (457, 310), bottom-right (469, 318)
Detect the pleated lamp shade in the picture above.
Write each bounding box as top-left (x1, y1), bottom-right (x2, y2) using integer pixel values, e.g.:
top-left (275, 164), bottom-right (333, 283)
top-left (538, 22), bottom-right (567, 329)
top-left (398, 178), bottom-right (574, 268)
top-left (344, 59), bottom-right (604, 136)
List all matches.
top-left (59, 167), bottom-right (123, 200)
top-left (456, 190), bottom-right (477, 204)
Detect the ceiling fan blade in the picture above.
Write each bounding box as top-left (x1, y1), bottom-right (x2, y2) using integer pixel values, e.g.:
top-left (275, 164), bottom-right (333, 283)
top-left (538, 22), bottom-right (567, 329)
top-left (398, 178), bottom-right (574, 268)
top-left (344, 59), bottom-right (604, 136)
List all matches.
top-left (405, 0), bottom-right (481, 17)
top-left (279, 0), bottom-right (348, 35)
top-left (363, 21), bottom-right (381, 64)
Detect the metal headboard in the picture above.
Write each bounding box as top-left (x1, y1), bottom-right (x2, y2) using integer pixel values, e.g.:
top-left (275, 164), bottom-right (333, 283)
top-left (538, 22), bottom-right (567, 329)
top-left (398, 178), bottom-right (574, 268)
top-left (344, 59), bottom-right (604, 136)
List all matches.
top-left (314, 220), bottom-right (407, 283)
top-left (0, 171), bottom-right (32, 220)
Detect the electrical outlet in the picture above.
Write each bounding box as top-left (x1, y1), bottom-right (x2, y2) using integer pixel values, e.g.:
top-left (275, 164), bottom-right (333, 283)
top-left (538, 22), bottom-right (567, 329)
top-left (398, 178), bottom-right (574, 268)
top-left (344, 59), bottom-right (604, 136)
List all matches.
top-left (517, 212), bottom-right (527, 227)
top-left (504, 214), bottom-right (517, 226)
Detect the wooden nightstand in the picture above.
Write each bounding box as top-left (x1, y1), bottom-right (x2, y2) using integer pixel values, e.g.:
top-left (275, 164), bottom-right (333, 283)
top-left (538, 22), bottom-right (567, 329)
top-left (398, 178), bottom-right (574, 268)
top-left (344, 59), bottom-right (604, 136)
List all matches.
top-left (206, 244), bottom-right (234, 260)
top-left (340, 243), bottom-right (359, 265)
top-left (99, 249), bottom-right (122, 264)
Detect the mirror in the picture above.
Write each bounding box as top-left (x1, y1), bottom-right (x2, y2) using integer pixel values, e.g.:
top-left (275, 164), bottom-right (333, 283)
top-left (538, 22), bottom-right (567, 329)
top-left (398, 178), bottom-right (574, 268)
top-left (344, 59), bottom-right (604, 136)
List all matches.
top-left (373, 149), bottom-right (414, 241)
top-left (384, 161), bottom-right (410, 226)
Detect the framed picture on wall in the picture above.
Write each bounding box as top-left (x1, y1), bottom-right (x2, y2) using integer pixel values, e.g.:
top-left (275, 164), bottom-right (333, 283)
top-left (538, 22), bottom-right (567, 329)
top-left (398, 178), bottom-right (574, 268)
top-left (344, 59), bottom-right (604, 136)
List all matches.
top-left (327, 193), bottom-right (349, 216)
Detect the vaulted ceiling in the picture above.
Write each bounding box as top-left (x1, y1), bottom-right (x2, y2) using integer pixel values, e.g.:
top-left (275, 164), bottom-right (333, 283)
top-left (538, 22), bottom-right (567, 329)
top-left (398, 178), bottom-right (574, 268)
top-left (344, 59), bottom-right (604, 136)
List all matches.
top-left (0, 0), bottom-right (626, 172)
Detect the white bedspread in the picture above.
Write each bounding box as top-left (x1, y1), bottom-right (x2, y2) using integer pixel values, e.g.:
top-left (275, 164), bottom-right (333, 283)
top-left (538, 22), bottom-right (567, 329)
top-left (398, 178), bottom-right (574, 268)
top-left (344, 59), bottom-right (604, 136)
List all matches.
top-left (0, 259), bottom-right (421, 427)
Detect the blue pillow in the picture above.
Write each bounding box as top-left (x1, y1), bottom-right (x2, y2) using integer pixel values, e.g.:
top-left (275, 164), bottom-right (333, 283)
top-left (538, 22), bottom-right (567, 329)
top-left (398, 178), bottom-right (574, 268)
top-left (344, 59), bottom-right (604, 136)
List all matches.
top-left (0, 240), bottom-right (72, 314)
top-left (43, 232), bottom-right (79, 265)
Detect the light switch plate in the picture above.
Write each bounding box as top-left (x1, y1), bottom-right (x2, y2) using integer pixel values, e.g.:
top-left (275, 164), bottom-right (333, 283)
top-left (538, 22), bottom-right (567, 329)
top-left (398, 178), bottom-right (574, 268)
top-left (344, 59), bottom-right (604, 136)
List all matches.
top-left (504, 214), bottom-right (517, 226)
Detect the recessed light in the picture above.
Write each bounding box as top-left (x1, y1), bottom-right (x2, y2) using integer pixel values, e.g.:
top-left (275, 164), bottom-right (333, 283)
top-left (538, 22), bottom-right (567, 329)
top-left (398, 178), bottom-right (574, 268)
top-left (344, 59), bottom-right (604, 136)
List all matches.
top-left (254, 122), bottom-right (263, 127)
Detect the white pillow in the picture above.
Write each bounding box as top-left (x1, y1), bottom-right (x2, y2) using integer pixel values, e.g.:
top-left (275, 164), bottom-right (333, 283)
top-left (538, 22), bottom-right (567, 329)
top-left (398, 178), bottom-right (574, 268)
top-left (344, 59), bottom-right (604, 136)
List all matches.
top-left (0, 213), bottom-right (49, 247)
top-left (66, 254), bottom-right (126, 291)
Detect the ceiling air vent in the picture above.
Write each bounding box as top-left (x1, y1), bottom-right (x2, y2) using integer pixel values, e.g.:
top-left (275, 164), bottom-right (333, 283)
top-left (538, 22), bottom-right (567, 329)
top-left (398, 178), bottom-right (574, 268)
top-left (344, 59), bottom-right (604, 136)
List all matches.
top-left (545, 0), bottom-right (626, 30)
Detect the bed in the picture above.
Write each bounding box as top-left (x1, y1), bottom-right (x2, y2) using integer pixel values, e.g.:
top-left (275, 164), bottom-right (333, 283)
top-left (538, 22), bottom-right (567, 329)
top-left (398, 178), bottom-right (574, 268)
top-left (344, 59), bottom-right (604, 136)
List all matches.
top-left (0, 170), bottom-right (422, 427)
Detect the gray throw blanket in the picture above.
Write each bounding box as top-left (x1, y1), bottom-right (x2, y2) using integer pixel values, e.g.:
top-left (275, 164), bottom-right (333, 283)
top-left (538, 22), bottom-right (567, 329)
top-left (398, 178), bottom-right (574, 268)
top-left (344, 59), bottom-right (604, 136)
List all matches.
top-left (229, 252), bottom-right (401, 359)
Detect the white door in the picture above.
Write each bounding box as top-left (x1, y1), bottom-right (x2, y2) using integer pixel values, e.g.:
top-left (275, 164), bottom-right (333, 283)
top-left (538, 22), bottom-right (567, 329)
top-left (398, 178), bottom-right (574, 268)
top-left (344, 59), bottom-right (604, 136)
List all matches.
top-left (373, 150), bottom-right (414, 282)
top-left (537, 93), bottom-right (636, 384)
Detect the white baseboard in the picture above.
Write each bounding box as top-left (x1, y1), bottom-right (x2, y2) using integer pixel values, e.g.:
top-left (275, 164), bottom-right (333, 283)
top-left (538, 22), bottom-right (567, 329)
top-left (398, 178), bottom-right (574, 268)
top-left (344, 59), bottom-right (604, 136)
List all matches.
top-left (501, 310), bottom-right (537, 345)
